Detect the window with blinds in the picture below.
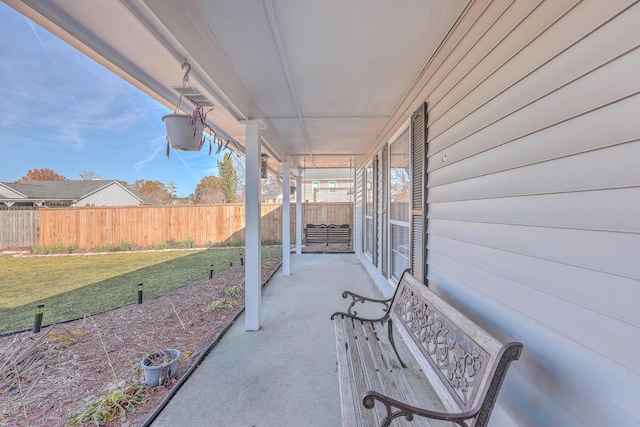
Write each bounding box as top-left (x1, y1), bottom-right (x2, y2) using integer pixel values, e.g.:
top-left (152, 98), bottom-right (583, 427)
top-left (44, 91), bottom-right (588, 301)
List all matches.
top-left (364, 164), bottom-right (374, 257)
top-left (389, 127), bottom-right (411, 281)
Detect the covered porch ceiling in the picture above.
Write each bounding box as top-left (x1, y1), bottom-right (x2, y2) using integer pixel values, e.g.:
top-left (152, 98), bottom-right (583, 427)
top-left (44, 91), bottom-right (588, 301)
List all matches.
top-left (4, 0), bottom-right (468, 175)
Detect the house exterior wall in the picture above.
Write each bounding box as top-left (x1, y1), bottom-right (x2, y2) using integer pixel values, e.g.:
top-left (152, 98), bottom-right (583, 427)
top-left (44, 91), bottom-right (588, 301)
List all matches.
top-left (75, 183), bottom-right (142, 206)
top-left (355, 1), bottom-right (640, 426)
top-left (0, 184), bottom-right (25, 199)
top-left (300, 178), bottom-right (352, 203)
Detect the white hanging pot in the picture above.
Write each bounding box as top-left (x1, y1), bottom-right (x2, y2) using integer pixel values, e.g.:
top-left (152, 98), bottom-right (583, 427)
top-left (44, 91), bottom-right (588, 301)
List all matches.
top-left (163, 113), bottom-right (204, 152)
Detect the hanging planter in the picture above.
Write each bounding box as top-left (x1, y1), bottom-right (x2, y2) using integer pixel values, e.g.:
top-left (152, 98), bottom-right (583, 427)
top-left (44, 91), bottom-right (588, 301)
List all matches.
top-left (163, 113), bottom-right (204, 152)
top-left (141, 349), bottom-right (180, 387)
top-left (164, 58), bottom-right (240, 158)
top-left (164, 59), bottom-right (211, 156)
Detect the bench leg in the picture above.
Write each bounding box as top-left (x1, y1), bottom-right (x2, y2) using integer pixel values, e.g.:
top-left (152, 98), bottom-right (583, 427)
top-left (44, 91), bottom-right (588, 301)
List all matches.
top-left (388, 320), bottom-right (407, 369)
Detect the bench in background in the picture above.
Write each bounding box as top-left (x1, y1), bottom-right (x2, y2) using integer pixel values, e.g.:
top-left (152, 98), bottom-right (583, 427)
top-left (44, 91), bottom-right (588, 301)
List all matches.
top-left (305, 224), bottom-right (351, 246)
top-left (331, 270), bottom-right (523, 427)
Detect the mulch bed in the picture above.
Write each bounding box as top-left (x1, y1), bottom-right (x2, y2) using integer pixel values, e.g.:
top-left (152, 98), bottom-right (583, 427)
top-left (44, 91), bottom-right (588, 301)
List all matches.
top-left (0, 259), bottom-right (281, 427)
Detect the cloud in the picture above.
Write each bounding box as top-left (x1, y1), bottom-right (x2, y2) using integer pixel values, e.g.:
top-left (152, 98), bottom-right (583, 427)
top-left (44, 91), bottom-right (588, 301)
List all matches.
top-left (0, 4), bottom-right (199, 193)
top-left (174, 151), bottom-right (200, 182)
top-left (134, 137), bottom-right (165, 172)
top-left (1, 13), bottom-right (161, 151)
top-left (202, 166), bottom-right (219, 176)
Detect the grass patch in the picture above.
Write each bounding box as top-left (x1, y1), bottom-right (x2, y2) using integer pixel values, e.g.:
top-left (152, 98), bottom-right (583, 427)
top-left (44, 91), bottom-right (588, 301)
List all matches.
top-left (202, 299), bottom-right (236, 312)
top-left (0, 247), bottom-right (262, 334)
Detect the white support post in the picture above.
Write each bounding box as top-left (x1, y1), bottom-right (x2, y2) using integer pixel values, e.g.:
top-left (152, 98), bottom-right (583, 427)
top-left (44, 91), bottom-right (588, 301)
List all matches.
top-left (295, 175), bottom-right (302, 254)
top-left (282, 162), bottom-right (291, 275)
top-left (244, 120), bottom-right (263, 331)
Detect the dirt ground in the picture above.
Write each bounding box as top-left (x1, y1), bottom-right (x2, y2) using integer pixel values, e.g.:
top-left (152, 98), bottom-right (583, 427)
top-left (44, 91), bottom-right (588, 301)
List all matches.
top-left (0, 258), bottom-right (281, 427)
top-left (301, 242), bottom-right (353, 253)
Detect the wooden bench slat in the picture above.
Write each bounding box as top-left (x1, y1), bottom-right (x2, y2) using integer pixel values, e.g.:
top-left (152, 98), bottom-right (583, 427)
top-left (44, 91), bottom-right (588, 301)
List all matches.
top-left (334, 317), bottom-right (358, 427)
top-left (364, 322), bottom-right (430, 427)
top-left (335, 317), bottom-right (363, 427)
top-left (337, 316), bottom-right (379, 427)
top-left (352, 320), bottom-right (389, 425)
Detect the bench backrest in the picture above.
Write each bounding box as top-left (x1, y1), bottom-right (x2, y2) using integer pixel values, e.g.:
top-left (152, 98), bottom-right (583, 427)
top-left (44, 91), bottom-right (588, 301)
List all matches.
top-left (326, 224), bottom-right (351, 238)
top-left (305, 224), bottom-right (327, 234)
top-left (389, 272), bottom-right (522, 426)
top-left (306, 224), bottom-right (351, 241)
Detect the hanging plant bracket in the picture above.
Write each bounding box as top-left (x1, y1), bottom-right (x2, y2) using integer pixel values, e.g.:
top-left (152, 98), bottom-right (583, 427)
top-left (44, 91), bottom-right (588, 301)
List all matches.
top-left (163, 59), bottom-right (239, 157)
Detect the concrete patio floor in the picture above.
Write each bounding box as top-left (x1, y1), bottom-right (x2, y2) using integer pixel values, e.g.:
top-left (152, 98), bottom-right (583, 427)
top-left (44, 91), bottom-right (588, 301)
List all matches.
top-left (151, 252), bottom-right (383, 427)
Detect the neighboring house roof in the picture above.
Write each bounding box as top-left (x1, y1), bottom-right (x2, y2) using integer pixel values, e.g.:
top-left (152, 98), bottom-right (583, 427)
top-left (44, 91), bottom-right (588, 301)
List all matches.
top-left (301, 168), bottom-right (353, 180)
top-left (263, 188), bottom-right (284, 200)
top-left (0, 183), bottom-right (28, 199)
top-left (0, 180), bottom-right (149, 205)
top-left (128, 189), bottom-right (154, 204)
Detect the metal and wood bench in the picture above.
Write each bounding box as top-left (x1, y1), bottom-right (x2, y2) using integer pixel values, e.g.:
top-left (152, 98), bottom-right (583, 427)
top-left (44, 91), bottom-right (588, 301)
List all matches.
top-left (331, 270), bottom-right (523, 427)
top-left (305, 223), bottom-right (351, 245)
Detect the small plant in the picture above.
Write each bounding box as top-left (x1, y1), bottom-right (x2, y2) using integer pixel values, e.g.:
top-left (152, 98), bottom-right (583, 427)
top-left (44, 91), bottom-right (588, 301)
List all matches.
top-left (150, 242), bottom-right (171, 250)
top-left (260, 238), bottom-right (281, 246)
top-left (69, 384), bottom-right (147, 425)
top-left (210, 239), bottom-right (244, 247)
top-left (118, 240), bottom-right (136, 251)
top-left (144, 350), bottom-right (178, 367)
top-left (187, 99), bottom-right (214, 148)
top-left (202, 298), bottom-right (235, 312)
top-left (34, 243), bottom-right (78, 254)
top-left (140, 349), bottom-right (180, 386)
top-left (172, 238), bottom-right (195, 249)
top-left (93, 242), bottom-right (117, 253)
top-left (225, 285), bottom-right (244, 298)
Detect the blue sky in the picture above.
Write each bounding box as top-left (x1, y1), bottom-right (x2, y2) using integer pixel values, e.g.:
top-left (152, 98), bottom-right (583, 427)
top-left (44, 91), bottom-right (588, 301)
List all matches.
top-left (0, 3), bottom-right (224, 197)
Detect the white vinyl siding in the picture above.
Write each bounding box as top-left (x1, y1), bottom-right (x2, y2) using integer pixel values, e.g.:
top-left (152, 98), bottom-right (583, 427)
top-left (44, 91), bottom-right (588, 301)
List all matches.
top-left (352, 0), bottom-right (640, 426)
top-left (409, 1), bottom-right (640, 426)
top-left (76, 183), bottom-right (142, 206)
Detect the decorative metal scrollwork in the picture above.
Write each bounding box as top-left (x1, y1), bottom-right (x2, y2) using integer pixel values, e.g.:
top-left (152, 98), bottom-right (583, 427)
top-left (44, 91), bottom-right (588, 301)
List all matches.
top-left (393, 286), bottom-right (489, 410)
top-left (330, 291), bottom-right (392, 322)
top-left (362, 391), bottom-right (473, 427)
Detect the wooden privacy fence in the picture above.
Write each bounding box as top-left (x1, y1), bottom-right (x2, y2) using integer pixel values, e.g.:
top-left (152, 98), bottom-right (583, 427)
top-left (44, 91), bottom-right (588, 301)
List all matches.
top-left (0, 209), bottom-right (39, 248)
top-left (34, 202), bottom-right (353, 249)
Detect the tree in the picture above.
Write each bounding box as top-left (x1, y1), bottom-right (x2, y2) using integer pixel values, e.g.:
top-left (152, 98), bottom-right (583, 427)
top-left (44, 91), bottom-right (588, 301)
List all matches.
top-left (261, 173), bottom-right (281, 203)
top-left (191, 176), bottom-right (224, 204)
top-left (79, 170), bottom-right (101, 180)
top-left (17, 168), bottom-right (67, 183)
top-left (166, 181), bottom-right (178, 200)
top-left (231, 154), bottom-right (246, 195)
top-left (128, 179), bottom-right (173, 204)
top-left (217, 152), bottom-right (240, 203)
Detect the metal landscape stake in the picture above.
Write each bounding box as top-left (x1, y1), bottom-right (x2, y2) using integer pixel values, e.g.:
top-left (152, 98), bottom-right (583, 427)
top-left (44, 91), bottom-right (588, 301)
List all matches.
top-left (33, 304), bottom-right (44, 333)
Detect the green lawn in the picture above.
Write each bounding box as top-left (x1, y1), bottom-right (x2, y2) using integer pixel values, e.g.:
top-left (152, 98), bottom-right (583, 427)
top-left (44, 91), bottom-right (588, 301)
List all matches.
top-left (0, 247), bottom-right (278, 334)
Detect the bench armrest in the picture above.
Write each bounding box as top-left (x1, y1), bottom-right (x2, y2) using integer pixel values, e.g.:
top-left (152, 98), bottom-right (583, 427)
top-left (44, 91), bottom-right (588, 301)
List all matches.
top-left (363, 391), bottom-right (478, 427)
top-left (330, 290), bottom-right (392, 322)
